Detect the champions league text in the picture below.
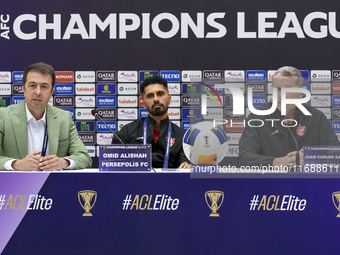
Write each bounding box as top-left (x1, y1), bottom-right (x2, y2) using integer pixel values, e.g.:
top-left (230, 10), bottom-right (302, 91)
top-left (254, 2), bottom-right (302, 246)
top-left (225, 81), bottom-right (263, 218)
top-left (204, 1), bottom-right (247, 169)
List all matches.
top-left (3, 12), bottom-right (340, 40)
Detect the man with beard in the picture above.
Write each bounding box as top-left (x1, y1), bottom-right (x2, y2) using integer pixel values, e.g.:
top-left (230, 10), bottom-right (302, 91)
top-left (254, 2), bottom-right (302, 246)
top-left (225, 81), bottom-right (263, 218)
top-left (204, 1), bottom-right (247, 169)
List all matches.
top-left (112, 76), bottom-right (190, 168)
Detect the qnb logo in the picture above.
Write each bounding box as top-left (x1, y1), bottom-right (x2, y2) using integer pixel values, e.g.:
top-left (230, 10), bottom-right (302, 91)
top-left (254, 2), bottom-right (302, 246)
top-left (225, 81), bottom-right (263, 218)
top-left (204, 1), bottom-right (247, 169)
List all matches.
top-left (201, 83), bottom-right (223, 115)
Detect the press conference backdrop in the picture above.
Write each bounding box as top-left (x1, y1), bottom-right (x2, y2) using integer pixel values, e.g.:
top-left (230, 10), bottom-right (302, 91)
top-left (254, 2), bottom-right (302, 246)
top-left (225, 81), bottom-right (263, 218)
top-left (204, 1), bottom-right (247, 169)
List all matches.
top-left (1, 0), bottom-right (340, 167)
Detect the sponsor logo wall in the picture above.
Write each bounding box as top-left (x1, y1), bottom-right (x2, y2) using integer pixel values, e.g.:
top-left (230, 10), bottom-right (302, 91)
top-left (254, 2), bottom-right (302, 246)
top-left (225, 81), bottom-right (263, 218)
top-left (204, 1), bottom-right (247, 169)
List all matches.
top-left (1, 69), bottom-right (339, 163)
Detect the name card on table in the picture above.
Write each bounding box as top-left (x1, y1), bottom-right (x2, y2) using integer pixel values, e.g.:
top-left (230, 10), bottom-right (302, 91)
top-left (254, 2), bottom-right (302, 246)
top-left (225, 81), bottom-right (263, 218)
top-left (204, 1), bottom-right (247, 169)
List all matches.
top-left (303, 146), bottom-right (340, 173)
top-left (99, 144), bottom-right (151, 171)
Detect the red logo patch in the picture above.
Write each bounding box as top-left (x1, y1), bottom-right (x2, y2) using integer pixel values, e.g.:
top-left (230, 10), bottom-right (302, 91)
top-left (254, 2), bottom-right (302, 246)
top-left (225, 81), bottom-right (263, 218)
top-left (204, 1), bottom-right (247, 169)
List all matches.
top-left (296, 126), bottom-right (306, 136)
top-left (170, 138), bottom-right (175, 147)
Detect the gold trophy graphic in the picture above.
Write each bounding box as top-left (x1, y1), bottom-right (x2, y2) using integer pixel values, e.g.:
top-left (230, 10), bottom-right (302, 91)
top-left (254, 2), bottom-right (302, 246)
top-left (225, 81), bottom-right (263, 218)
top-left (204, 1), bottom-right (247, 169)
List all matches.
top-left (78, 190), bottom-right (97, 216)
top-left (205, 190), bottom-right (224, 217)
top-left (332, 191), bottom-right (340, 218)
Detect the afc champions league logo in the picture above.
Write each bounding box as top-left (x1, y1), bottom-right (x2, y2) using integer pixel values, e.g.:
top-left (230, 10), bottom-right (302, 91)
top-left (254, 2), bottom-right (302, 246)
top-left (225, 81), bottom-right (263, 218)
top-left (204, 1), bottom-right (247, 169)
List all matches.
top-left (205, 190), bottom-right (224, 217)
top-left (332, 191), bottom-right (340, 217)
top-left (78, 190), bottom-right (97, 216)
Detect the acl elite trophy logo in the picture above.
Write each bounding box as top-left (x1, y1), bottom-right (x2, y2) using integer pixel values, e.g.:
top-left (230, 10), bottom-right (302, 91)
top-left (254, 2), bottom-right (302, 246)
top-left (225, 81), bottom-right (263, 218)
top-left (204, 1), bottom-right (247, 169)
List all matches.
top-left (78, 190), bottom-right (97, 216)
top-left (205, 190), bottom-right (224, 217)
top-left (332, 191), bottom-right (340, 217)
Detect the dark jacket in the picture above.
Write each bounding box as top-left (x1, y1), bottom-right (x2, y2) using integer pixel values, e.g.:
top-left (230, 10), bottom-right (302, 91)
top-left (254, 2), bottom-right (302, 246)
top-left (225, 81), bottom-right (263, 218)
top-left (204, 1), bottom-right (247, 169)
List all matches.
top-left (112, 115), bottom-right (189, 168)
top-left (238, 103), bottom-right (340, 167)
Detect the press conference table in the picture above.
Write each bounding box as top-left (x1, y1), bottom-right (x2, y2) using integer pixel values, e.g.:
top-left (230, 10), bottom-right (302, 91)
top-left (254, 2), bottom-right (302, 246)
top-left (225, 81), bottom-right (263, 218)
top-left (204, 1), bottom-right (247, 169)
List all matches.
top-left (1, 169), bottom-right (340, 255)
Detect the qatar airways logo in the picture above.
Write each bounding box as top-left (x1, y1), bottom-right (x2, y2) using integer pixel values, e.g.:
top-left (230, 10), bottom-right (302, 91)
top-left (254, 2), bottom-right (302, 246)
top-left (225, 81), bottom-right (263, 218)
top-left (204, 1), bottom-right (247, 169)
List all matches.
top-left (13, 84), bottom-right (24, 94)
top-left (97, 71), bottom-right (116, 82)
top-left (55, 96), bottom-right (74, 107)
top-left (203, 71), bottom-right (223, 82)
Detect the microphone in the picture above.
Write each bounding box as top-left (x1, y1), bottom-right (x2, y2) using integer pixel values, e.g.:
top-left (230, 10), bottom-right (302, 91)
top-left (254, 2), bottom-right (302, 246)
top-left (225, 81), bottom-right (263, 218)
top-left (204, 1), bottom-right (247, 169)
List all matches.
top-left (91, 109), bottom-right (124, 144)
top-left (285, 120), bottom-right (302, 173)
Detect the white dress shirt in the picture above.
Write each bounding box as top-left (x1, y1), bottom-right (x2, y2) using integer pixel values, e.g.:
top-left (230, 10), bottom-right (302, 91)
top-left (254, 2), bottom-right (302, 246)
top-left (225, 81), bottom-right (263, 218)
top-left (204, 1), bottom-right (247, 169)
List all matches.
top-left (3, 103), bottom-right (75, 170)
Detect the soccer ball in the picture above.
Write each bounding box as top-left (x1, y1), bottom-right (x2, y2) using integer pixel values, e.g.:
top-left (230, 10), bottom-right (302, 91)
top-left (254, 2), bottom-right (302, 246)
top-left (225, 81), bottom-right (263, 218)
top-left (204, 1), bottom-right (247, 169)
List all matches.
top-left (182, 121), bottom-right (228, 165)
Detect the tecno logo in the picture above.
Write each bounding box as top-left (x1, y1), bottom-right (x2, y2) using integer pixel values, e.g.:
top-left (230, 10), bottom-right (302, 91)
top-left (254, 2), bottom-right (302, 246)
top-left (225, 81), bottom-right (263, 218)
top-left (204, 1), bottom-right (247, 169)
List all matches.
top-left (253, 98), bottom-right (266, 103)
top-left (162, 74), bottom-right (179, 79)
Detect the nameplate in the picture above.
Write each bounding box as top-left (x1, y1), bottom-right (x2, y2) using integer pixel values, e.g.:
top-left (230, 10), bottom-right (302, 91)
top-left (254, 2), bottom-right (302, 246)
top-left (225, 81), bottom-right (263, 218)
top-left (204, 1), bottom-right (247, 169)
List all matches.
top-left (99, 145), bottom-right (151, 171)
top-left (303, 146), bottom-right (340, 173)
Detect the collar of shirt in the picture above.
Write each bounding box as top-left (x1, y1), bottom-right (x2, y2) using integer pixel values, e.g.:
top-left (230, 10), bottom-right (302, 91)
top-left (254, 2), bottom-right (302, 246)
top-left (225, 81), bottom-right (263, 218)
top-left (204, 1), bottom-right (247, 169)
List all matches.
top-left (25, 103), bottom-right (48, 155)
top-left (25, 103), bottom-right (47, 124)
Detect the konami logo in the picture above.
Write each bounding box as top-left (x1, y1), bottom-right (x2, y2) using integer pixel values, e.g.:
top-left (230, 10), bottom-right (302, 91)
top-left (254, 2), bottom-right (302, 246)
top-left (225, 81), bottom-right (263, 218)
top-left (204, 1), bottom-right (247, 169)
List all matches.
top-left (55, 71), bottom-right (74, 82)
top-left (333, 84), bottom-right (340, 94)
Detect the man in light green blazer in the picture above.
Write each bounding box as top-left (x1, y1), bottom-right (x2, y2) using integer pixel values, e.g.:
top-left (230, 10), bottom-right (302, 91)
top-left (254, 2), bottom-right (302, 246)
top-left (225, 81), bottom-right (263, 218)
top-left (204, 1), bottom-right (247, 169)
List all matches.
top-left (0, 62), bottom-right (92, 171)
